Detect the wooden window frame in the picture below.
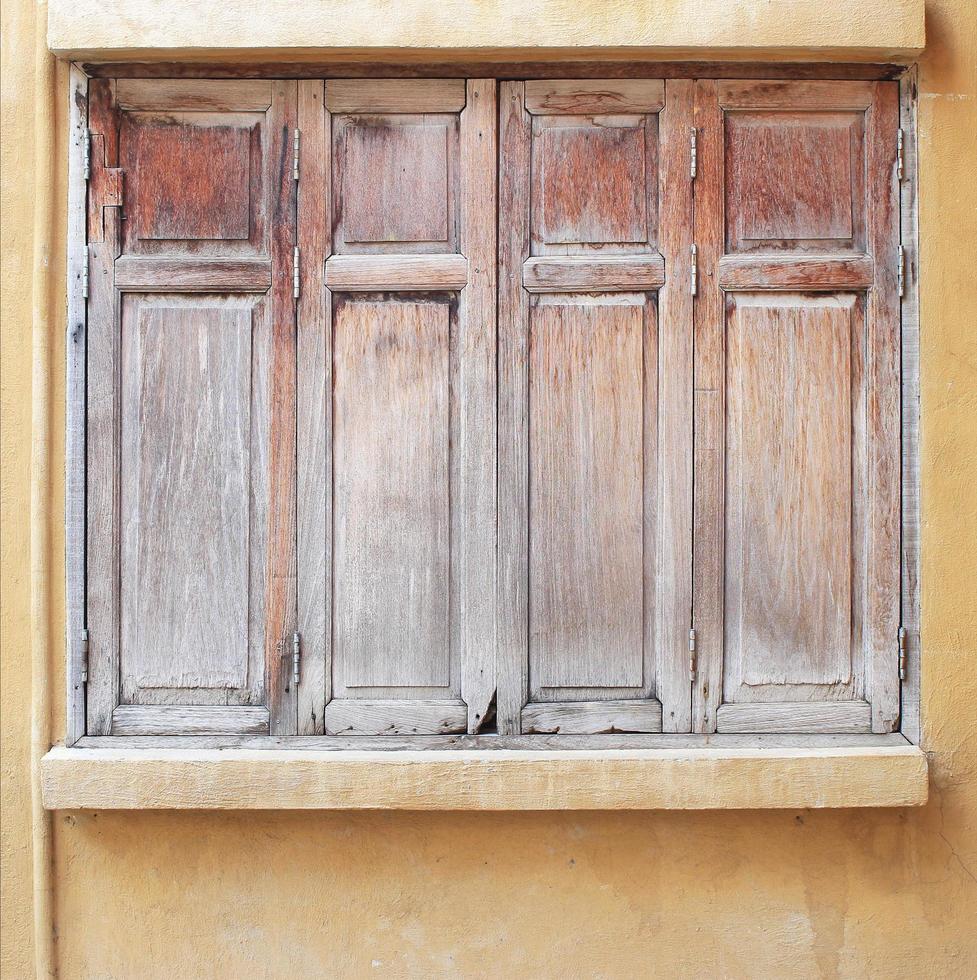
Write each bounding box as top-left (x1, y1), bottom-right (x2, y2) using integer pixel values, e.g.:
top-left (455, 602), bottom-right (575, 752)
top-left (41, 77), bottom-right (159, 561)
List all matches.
top-left (63, 61), bottom-right (922, 753)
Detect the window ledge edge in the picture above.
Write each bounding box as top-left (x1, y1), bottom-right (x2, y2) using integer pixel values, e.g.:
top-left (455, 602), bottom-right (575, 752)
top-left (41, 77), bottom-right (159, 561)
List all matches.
top-left (41, 744), bottom-right (929, 810)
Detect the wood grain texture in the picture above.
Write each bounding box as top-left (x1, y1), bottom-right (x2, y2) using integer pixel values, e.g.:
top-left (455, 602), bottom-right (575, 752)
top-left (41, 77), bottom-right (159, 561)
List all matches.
top-left (331, 296), bottom-right (453, 695)
top-left (528, 296), bottom-right (645, 694)
top-left (657, 79), bottom-right (695, 731)
top-left (525, 79), bottom-right (664, 115)
top-left (325, 78), bottom-right (466, 113)
top-left (718, 254), bottom-right (873, 290)
top-left (322, 700), bottom-right (468, 736)
top-left (119, 300), bottom-right (253, 697)
top-left (522, 701), bottom-right (663, 735)
top-left (899, 67), bottom-right (921, 744)
top-left (264, 81), bottom-right (299, 734)
top-left (864, 81), bottom-right (902, 733)
top-left (458, 79), bottom-right (497, 732)
top-left (112, 706), bottom-right (270, 736)
top-left (40, 744), bottom-right (929, 810)
top-left (114, 257), bottom-right (271, 292)
top-left (718, 79), bottom-right (876, 110)
top-left (85, 78), bottom-right (123, 734)
top-left (296, 80), bottom-right (329, 734)
top-left (717, 701), bottom-right (872, 734)
top-left (497, 82), bottom-right (532, 734)
top-left (323, 254), bottom-right (468, 291)
top-left (115, 78), bottom-right (273, 110)
top-left (523, 255), bottom-right (664, 292)
top-left (65, 64), bottom-right (88, 745)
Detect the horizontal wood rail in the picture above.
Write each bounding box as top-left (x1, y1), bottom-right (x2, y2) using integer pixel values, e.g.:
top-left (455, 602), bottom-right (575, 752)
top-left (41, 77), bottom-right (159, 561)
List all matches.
top-left (324, 253), bottom-right (469, 291)
top-left (523, 255), bottom-right (666, 293)
top-left (718, 254), bottom-right (875, 290)
top-left (114, 257), bottom-right (272, 292)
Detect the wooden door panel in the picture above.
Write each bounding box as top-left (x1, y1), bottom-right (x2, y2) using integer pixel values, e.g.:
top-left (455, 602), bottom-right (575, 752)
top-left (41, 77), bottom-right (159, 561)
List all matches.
top-left (499, 79), bottom-right (692, 734)
top-left (692, 79), bottom-right (900, 734)
top-left (300, 79), bottom-right (496, 735)
top-left (85, 78), bottom-right (295, 736)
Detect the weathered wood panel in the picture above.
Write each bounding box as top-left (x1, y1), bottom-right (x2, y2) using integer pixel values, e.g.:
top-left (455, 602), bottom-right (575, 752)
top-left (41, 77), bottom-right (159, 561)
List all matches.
top-left (332, 295), bottom-right (453, 694)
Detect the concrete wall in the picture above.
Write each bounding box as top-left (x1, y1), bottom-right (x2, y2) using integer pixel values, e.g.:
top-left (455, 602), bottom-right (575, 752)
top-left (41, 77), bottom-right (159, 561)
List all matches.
top-left (2, 1), bottom-right (975, 976)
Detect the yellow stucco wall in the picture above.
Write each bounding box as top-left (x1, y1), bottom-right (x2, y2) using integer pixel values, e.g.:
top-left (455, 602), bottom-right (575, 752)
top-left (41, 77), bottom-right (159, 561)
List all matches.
top-left (2, 1), bottom-right (976, 976)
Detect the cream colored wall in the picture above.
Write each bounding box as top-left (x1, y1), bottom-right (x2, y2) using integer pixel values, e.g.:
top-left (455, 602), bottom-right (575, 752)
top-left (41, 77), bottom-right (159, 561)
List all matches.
top-left (2, 1), bottom-right (976, 976)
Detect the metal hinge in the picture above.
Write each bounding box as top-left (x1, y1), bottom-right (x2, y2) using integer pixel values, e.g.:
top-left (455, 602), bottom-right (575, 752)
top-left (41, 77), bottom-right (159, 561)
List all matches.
top-left (83, 131), bottom-right (91, 181)
top-left (293, 246), bottom-right (300, 299)
top-left (292, 631), bottom-right (301, 686)
top-left (689, 628), bottom-right (697, 680)
top-left (896, 128), bottom-right (905, 183)
top-left (80, 628), bottom-right (90, 684)
top-left (690, 127), bottom-right (698, 179)
top-left (898, 244), bottom-right (906, 298)
top-left (898, 627), bottom-right (908, 681)
top-left (293, 129), bottom-right (300, 181)
top-left (690, 244), bottom-right (698, 296)
top-left (81, 245), bottom-right (89, 299)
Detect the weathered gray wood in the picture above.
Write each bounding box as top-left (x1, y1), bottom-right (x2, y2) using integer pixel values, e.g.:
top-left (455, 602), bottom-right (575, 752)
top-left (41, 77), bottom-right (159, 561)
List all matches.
top-left (112, 706), bottom-right (270, 736)
top-left (332, 295), bottom-right (453, 697)
top-left (86, 78), bottom-right (122, 735)
top-left (522, 255), bottom-right (665, 293)
top-left (496, 81), bottom-right (531, 735)
top-left (899, 66), bottom-right (921, 745)
top-left (717, 254), bottom-right (874, 290)
top-left (323, 700), bottom-right (468, 736)
top-left (114, 257), bottom-right (271, 292)
top-left (657, 79), bottom-right (695, 731)
top-left (528, 294), bottom-right (646, 696)
top-left (296, 79), bottom-right (328, 734)
top-left (865, 81), bottom-right (902, 733)
top-left (522, 701), bottom-right (663, 735)
top-left (325, 78), bottom-right (466, 113)
top-left (65, 63), bottom-right (89, 745)
top-left (525, 79), bottom-right (664, 115)
top-left (115, 78), bottom-right (273, 111)
top-left (77, 732), bottom-right (913, 752)
top-left (458, 79), bottom-right (497, 733)
top-left (323, 254), bottom-right (468, 290)
top-left (717, 701), bottom-right (873, 735)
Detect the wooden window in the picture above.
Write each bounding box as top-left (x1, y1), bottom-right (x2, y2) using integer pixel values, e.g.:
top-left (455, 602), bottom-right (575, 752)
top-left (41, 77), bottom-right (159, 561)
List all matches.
top-left (73, 72), bottom-right (909, 744)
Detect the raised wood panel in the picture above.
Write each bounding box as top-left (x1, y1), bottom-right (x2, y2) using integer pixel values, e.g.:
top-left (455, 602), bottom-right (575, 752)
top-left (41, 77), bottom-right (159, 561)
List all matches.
top-left (531, 114), bottom-right (658, 253)
top-left (119, 299), bottom-right (257, 702)
top-left (332, 295), bottom-right (454, 696)
top-left (332, 112), bottom-right (459, 254)
top-left (724, 110), bottom-right (865, 253)
top-left (528, 294), bottom-right (648, 697)
top-left (723, 294), bottom-right (860, 699)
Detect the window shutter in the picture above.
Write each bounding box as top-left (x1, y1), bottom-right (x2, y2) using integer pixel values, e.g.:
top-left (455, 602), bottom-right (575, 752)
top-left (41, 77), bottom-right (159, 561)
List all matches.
top-left (85, 79), bottom-right (297, 735)
top-left (497, 81), bottom-right (694, 734)
top-left (296, 80), bottom-right (497, 735)
top-left (691, 80), bottom-right (902, 734)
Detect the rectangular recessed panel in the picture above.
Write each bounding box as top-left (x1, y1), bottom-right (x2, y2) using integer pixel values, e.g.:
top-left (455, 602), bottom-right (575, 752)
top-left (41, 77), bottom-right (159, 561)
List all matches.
top-left (333, 296), bottom-right (451, 690)
top-left (121, 302), bottom-right (251, 689)
top-left (133, 122), bottom-right (252, 241)
top-left (529, 296), bottom-right (644, 690)
top-left (535, 122), bottom-right (647, 245)
top-left (725, 112), bottom-right (858, 247)
top-left (342, 121), bottom-right (450, 244)
top-left (725, 295), bottom-right (855, 691)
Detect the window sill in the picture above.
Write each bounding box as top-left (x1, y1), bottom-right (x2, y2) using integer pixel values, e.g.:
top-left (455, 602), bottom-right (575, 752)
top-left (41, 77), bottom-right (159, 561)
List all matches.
top-left (41, 741), bottom-right (928, 810)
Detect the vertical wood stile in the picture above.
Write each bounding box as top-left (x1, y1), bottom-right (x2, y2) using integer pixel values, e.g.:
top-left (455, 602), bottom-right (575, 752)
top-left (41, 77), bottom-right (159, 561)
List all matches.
top-left (899, 66), bottom-right (921, 743)
top-left (296, 80), bottom-right (329, 734)
top-left (691, 79), bottom-right (724, 733)
top-left (658, 79), bottom-right (695, 731)
top-left (497, 81), bottom-right (531, 734)
top-left (66, 64), bottom-right (89, 744)
top-left (865, 80), bottom-right (902, 733)
top-left (265, 81), bottom-right (299, 734)
top-left (459, 79), bottom-right (498, 732)
top-left (85, 78), bottom-right (122, 735)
